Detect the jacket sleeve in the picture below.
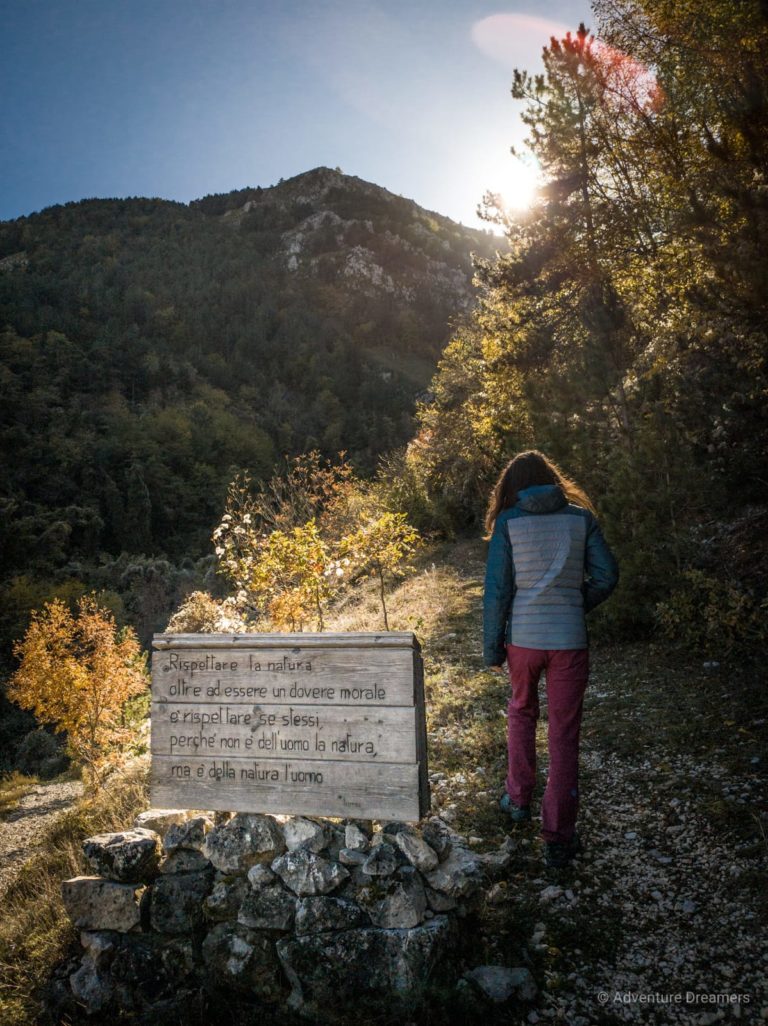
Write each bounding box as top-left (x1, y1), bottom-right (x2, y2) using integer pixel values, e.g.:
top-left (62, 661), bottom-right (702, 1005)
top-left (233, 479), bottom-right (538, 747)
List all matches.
top-left (583, 514), bottom-right (619, 613)
top-left (482, 515), bottom-right (516, 666)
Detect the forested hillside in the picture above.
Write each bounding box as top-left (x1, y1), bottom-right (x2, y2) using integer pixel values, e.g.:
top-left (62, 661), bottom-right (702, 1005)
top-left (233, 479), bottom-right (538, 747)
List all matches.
top-left (0, 167), bottom-right (496, 578)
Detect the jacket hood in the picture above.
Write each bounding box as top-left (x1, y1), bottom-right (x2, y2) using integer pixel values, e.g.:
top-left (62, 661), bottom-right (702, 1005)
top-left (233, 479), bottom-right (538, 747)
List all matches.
top-left (515, 483), bottom-right (568, 514)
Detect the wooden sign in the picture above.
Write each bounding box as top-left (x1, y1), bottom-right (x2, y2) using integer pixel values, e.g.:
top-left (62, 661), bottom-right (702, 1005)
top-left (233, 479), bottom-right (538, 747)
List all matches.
top-left (150, 632), bottom-right (430, 822)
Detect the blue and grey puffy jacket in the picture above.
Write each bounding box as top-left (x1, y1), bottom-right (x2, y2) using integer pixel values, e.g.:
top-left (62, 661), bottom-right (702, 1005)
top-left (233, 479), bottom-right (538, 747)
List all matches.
top-left (482, 483), bottom-right (619, 664)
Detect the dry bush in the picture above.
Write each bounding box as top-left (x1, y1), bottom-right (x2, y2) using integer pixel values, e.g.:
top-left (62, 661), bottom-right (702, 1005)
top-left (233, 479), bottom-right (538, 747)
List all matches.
top-left (166, 590), bottom-right (247, 633)
top-left (0, 771), bottom-right (39, 818)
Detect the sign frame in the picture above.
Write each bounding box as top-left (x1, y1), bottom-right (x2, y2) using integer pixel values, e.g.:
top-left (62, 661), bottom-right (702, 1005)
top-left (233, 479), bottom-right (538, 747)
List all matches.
top-left (150, 631), bottom-right (430, 822)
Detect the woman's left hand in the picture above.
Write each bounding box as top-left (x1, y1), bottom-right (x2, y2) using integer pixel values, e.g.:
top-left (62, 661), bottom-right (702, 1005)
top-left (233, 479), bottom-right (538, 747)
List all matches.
top-left (488, 665), bottom-right (505, 674)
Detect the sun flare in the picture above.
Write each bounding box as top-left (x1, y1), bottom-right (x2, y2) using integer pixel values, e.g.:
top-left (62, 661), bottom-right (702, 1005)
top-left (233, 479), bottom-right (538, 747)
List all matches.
top-left (483, 150), bottom-right (542, 212)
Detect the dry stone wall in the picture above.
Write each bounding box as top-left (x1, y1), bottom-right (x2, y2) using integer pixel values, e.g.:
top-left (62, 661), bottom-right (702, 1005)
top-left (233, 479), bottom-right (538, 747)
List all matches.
top-left (55, 807), bottom-right (519, 1023)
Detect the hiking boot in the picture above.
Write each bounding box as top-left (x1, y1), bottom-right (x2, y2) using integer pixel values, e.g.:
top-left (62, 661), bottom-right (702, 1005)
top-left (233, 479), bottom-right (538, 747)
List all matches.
top-left (544, 832), bottom-right (583, 869)
top-left (499, 793), bottom-right (532, 822)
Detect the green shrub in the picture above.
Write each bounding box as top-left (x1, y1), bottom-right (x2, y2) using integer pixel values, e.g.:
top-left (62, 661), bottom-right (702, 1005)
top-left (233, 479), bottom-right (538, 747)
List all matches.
top-left (15, 729), bottom-right (69, 779)
top-left (655, 569), bottom-right (768, 657)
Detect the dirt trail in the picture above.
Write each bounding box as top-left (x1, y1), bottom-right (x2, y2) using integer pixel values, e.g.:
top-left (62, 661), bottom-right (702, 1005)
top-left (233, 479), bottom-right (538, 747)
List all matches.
top-left (412, 543), bottom-right (768, 1025)
top-left (0, 779), bottom-right (83, 895)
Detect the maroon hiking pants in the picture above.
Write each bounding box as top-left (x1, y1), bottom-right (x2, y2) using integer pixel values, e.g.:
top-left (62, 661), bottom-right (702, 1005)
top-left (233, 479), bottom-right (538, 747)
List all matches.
top-left (505, 644), bottom-right (590, 843)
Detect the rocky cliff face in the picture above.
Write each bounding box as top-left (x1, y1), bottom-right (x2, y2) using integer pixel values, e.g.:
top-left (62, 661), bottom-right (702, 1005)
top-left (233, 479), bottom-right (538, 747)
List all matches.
top-left (194, 166), bottom-right (499, 311)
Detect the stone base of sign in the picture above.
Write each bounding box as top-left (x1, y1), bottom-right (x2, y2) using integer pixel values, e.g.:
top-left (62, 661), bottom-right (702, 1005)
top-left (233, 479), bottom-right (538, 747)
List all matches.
top-left (53, 808), bottom-right (516, 1023)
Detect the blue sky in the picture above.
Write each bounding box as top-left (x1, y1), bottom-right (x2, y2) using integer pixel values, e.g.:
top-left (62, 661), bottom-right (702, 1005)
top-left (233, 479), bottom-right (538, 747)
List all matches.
top-left (0, 0), bottom-right (593, 226)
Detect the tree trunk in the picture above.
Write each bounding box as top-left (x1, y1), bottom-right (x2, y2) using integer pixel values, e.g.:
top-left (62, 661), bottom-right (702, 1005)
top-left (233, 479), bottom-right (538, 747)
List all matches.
top-left (378, 568), bottom-right (389, 630)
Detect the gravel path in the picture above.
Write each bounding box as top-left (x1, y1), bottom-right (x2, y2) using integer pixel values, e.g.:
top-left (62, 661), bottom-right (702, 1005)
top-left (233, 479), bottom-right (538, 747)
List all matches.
top-left (421, 549), bottom-right (768, 1026)
top-left (0, 779), bottom-right (84, 895)
top-left (517, 742), bottom-right (768, 1025)
top-left (477, 658), bottom-right (768, 1025)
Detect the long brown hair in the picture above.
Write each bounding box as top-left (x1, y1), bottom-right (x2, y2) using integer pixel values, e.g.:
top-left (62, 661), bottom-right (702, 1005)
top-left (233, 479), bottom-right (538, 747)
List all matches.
top-left (483, 450), bottom-right (595, 538)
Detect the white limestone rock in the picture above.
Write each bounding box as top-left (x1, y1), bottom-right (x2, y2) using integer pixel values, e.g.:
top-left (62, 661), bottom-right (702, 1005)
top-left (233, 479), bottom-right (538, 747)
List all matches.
top-left (159, 849), bottom-right (211, 875)
top-left (360, 871), bottom-right (427, 929)
top-left (295, 896), bottom-right (369, 934)
top-left (271, 849), bottom-right (349, 897)
top-left (394, 828), bottom-right (439, 873)
top-left (133, 809), bottom-right (193, 837)
top-left (424, 846), bottom-right (483, 898)
top-left (282, 817), bottom-right (328, 853)
top-left (247, 863), bottom-right (276, 889)
top-left (344, 823), bottom-right (369, 851)
top-left (163, 815), bottom-right (214, 854)
top-left (362, 843), bottom-right (398, 877)
top-left (238, 882), bottom-right (297, 931)
top-left (202, 813), bottom-right (285, 874)
top-left (203, 876), bottom-right (249, 921)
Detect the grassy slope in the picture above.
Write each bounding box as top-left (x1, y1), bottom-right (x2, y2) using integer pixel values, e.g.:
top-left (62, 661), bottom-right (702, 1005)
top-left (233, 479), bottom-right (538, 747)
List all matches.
top-left (2, 539), bottom-right (766, 1024)
top-left (0, 772), bottom-right (40, 818)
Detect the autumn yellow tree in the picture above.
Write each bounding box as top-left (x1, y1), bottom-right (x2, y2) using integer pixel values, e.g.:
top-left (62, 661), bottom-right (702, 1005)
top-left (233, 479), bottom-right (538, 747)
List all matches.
top-left (8, 596), bottom-right (148, 787)
top-left (213, 454), bottom-right (424, 631)
top-left (340, 513), bottom-right (421, 629)
top-left (253, 521), bottom-right (331, 631)
top-left (217, 517), bottom-right (341, 630)
top-left (219, 451), bottom-right (360, 540)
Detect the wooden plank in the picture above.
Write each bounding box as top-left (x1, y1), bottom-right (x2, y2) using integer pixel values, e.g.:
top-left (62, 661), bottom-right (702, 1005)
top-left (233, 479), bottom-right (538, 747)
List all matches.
top-left (151, 647), bottom-right (415, 707)
top-left (150, 756), bottom-right (422, 821)
top-left (154, 631), bottom-right (420, 650)
top-left (150, 703), bottom-right (417, 764)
